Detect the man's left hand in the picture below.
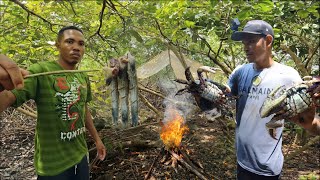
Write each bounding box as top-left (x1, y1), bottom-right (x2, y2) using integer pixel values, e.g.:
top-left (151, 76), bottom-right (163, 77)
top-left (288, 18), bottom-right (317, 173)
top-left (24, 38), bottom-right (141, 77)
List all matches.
top-left (96, 139), bottom-right (106, 161)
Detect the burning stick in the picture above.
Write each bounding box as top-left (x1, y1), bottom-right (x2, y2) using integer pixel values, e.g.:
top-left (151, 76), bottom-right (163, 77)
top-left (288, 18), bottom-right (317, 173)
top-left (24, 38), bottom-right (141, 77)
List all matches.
top-left (169, 150), bottom-right (209, 180)
top-left (159, 108), bottom-right (209, 180)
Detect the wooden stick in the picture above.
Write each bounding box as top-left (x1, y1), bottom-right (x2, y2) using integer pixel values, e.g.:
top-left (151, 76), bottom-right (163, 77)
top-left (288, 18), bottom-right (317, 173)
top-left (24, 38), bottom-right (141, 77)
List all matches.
top-left (169, 150), bottom-right (209, 180)
top-left (16, 107), bottom-right (37, 119)
top-left (138, 85), bottom-right (197, 108)
top-left (139, 93), bottom-right (162, 117)
top-left (179, 149), bottom-right (206, 172)
top-left (89, 155), bottom-right (100, 172)
top-left (22, 104), bottom-right (37, 114)
top-left (24, 69), bottom-right (100, 78)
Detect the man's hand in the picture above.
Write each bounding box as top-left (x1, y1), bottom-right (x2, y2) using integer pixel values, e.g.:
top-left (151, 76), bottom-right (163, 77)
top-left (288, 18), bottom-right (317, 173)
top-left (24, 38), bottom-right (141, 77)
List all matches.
top-left (291, 107), bottom-right (320, 135)
top-left (95, 138), bottom-right (106, 161)
top-left (0, 54), bottom-right (28, 92)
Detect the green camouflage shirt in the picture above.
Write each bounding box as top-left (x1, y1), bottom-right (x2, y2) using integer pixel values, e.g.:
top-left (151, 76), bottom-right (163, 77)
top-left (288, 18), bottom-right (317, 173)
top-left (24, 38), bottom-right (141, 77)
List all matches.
top-left (12, 61), bottom-right (91, 176)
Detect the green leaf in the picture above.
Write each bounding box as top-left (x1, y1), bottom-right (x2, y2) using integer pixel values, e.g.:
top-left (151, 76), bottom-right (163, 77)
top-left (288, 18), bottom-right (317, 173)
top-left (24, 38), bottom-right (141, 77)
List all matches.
top-left (302, 24), bottom-right (309, 30)
top-left (210, 0), bottom-right (218, 7)
top-left (185, 20), bottom-right (195, 28)
top-left (254, 1), bottom-right (274, 12)
top-left (236, 8), bottom-right (251, 20)
top-left (273, 28), bottom-right (281, 38)
top-left (297, 10), bottom-right (309, 18)
top-left (128, 30), bottom-right (143, 43)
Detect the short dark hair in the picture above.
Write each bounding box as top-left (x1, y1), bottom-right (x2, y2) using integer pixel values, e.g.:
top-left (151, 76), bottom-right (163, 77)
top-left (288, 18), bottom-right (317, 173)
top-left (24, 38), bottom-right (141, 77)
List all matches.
top-left (57, 26), bottom-right (83, 42)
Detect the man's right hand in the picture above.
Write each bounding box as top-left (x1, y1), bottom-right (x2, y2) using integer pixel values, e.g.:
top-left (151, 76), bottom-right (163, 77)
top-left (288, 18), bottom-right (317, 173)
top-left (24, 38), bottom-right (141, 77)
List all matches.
top-left (0, 54), bottom-right (29, 92)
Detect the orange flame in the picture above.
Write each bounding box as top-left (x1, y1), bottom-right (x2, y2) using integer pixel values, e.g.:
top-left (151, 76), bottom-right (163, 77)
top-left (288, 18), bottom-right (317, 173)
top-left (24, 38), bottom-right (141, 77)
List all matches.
top-left (160, 110), bottom-right (189, 149)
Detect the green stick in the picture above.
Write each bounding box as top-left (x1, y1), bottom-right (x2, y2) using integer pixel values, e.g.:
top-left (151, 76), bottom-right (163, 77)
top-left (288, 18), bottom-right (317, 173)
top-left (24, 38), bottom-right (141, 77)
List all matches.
top-left (24, 69), bottom-right (100, 78)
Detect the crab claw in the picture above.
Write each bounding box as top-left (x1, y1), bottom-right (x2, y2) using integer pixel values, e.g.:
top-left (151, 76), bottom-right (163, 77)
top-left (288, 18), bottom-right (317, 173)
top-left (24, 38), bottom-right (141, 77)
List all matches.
top-left (197, 66), bottom-right (221, 74)
top-left (185, 67), bottom-right (195, 82)
top-left (260, 85), bottom-right (287, 118)
top-left (174, 79), bottom-right (189, 84)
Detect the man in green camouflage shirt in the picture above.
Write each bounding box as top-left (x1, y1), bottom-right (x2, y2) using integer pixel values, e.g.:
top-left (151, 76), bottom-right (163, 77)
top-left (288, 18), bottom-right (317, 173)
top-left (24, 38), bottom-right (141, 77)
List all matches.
top-left (0, 26), bottom-right (106, 180)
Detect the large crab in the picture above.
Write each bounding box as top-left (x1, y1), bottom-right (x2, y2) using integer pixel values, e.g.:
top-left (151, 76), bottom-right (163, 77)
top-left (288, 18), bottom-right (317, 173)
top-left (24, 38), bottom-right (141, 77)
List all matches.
top-left (175, 66), bottom-right (231, 113)
top-left (260, 76), bottom-right (320, 139)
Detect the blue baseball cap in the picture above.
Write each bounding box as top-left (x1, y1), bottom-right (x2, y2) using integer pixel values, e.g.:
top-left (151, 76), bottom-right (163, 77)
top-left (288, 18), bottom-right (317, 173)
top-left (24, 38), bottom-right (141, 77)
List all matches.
top-left (231, 20), bottom-right (274, 41)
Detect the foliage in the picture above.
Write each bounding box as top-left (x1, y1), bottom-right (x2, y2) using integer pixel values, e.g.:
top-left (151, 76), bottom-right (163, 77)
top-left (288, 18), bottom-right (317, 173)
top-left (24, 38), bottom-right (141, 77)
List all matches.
top-left (299, 172), bottom-right (320, 180)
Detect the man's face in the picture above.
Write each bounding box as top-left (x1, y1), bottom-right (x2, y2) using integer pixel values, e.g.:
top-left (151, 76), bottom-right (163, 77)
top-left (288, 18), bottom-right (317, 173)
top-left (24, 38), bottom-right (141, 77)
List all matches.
top-left (241, 34), bottom-right (267, 64)
top-left (56, 29), bottom-right (85, 65)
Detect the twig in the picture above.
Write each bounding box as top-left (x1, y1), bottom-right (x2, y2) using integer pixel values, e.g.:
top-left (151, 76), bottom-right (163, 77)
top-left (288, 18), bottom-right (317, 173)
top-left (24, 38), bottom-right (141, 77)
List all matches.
top-left (139, 93), bottom-right (162, 117)
top-left (129, 160), bottom-right (138, 180)
top-left (138, 85), bottom-right (197, 108)
top-left (89, 155), bottom-right (100, 172)
top-left (169, 150), bottom-right (209, 180)
top-left (119, 121), bottom-right (160, 132)
top-left (24, 69), bottom-right (100, 78)
top-left (285, 135), bottom-right (320, 162)
top-left (16, 107), bottom-right (37, 119)
top-left (179, 149), bottom-right (206, 172)
top-left (22, 104), bottom-right (37, 114)
top-left (144, 147), bottom-right (164, 180)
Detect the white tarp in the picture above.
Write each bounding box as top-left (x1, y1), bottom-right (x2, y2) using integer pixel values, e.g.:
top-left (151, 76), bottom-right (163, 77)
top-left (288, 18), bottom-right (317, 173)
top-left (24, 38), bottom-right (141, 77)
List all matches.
top-left (137, 50), bottom-right (204, 80)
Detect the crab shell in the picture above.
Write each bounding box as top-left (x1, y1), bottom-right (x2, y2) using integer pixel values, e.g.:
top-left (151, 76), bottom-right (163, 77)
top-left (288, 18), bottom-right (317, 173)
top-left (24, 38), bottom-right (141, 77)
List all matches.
top-left (260, 83), bottom-right (313, 119)
top-left (175, 66), bottom-right (230, 106)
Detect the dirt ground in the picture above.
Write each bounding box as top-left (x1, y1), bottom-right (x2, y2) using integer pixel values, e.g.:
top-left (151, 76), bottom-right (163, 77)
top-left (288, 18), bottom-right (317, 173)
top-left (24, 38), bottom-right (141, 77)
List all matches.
top-left (0, 106), bottom-right (319, 180)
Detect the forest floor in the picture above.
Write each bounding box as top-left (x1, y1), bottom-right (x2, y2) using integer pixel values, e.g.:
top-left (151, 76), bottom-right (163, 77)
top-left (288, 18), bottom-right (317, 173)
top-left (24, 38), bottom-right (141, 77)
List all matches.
top-left (1, 106), bottom-right (319, 180)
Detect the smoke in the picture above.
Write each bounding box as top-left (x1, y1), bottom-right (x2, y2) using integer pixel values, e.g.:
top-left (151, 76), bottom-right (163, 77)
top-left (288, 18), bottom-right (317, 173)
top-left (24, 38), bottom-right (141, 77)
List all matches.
top-left (157, 73), bottom-right (225, 123)
top-left (157, 75), bottom-right (195, 123)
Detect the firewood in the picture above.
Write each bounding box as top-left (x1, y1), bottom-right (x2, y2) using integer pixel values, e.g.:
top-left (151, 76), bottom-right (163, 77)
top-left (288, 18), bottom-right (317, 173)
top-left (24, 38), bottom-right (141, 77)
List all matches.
top-left (169, 150), bottom-right (209, 180)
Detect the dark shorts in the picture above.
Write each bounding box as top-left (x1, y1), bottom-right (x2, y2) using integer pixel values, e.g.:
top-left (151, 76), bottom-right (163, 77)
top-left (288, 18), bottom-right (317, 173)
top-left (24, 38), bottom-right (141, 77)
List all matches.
top-left (237, 163), bottom-right (281, 180)
top-left (37, 155), bottom-right (89, 180)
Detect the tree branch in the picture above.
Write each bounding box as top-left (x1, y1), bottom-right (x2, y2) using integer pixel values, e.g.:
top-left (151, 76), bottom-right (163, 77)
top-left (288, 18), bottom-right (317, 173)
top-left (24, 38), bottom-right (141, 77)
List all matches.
top-left (214, 7), bottom-right (232, 61)
top-left (306, 42), bottom-right (319, 72)
top-left (105, 0), bottom-right (126, 32)
top-left (89, 0), bottom-right (107, 40)
top-left (283, 30), bottom-right (312, 50)
top-left (280, 44), bottom-right (308, 76)
top-left (10, 0), bottom-right (58, 33)
top-left (154, 17), bottom-right (232, 75)
top-left (68, 1), bottom-right (77, 16)
top-left (88, 0), bottom-right (118, 52)
top-left (283, 30), bottom-right (318, 73)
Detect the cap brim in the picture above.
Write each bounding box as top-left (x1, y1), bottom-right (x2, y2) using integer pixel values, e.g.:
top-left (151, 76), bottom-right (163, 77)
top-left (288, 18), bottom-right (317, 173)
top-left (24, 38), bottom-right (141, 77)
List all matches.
top-left (231, 31), bottom-right (263, 41)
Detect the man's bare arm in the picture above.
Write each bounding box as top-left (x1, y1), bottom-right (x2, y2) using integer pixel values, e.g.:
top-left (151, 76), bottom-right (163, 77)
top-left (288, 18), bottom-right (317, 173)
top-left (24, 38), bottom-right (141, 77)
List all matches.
top-left (84, 104), bottom-right (106, 160)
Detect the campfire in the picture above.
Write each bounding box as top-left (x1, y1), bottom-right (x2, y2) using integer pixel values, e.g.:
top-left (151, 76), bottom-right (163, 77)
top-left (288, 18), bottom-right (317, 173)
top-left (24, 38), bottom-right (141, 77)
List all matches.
top-left (160, 109), bottom-right (189, 149)
top-left (144, 108), bottom-right (209, 180)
